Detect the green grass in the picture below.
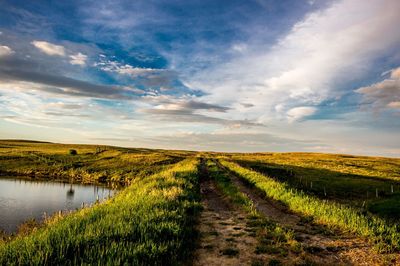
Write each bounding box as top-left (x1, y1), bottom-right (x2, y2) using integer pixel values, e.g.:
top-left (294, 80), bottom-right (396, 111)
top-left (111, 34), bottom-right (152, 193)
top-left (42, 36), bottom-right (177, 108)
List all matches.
top-left (0, 158), bottom-right (201, 265)
top-left (226, 152), bottom-right (400, 180)
top-left (1, 141), bottom-right (400, 262)
top-left (219, 159), bottom-right (400, 252)
top-left (228, 154), bottom-right (400, 220)
top-left (205, 160), bottom-right (299, 256)
top-left (205, 160), bottom-right (254, 211)
top-left (0, 140), bottom-right (191, 184)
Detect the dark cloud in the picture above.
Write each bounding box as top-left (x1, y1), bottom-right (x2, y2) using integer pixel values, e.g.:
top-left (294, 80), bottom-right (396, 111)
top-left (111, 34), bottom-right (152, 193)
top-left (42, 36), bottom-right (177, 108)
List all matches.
top-left (44, 112), bottom-right (91, 118)
top-left (181, 100), bottom-right (230, 112)
top-left (0, 57), bottom-right (136, 99)
top-left (141, 71), bottom-right (177, 88)
top-left (139, 97), bottom-right (256, 126)
top-left (142, 107), bottom-right (260, 127)
top-left (48, 103), bottom-right (83, 110)
top-left (241, 103), bottom-right (254, 108)
top-left (0, 68), bottom-right (133, 99)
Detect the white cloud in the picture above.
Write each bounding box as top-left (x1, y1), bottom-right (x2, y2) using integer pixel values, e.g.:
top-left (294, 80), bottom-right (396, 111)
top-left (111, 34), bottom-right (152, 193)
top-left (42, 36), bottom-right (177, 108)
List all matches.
top-left (189, 0), bottom-right (400, 124)
top-left (387, 101), bottom-right (400, 109)
top-left (0, 45), bottom-right (15, 57)
top-left (287, 106), bottom-right (317, 122)
top-left (94, 59), bottom-right (156, 76)
top-left (356, 67), bottom-right (400, 111)
top-left (69, 52), bottom-right (87, 66)
top-left (391, 67), bottom-right (400, 79)
top-left (31, 41), bottom-right (66, 56)
top-left (231, 43), bottom-right (247, 53)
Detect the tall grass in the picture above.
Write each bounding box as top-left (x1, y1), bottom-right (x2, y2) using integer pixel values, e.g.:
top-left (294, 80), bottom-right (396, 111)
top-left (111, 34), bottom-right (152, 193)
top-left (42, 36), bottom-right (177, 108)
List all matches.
top-left (220, 159), bottom-right (400, 252)
top-left (0, 158), bottom-right (200, 265)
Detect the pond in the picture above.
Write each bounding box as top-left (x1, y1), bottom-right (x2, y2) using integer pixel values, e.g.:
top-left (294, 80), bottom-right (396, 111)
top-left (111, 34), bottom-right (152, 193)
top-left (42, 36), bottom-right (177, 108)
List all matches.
top-left (0, 177), bottom-right (117, 233)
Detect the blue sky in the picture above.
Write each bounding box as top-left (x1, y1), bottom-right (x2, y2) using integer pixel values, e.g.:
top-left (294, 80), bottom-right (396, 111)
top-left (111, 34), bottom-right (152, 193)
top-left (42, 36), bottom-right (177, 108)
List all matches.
top-left (0, 0), bottom-right (399, 156)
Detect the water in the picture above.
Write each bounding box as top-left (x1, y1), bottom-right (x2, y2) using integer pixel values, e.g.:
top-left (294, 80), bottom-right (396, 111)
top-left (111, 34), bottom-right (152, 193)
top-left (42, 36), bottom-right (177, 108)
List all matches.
top-left (0, 177), bottom-right (117, 233)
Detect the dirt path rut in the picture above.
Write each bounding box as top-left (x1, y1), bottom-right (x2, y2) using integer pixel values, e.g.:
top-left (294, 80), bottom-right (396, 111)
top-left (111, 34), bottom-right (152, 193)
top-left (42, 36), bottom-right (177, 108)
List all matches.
top-left (216, 160), bottom-right (399, 265)
top-left (193, 161), bottom-right (266, 265)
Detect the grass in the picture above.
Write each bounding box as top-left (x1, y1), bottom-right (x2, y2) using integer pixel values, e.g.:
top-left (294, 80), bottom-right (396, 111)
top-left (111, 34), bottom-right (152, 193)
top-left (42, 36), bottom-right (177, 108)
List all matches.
top-left (228, 153), bottom-right (400, 220)
top-left (227, 152), bottom-right (400, 180)
top-left (220, 159), bottom-right (400, 252)
top-left (0, 140), bottom-right (191, 185)
top-left (205, 160), bottom-right (299, 257)
top-left (0, 158), bottom-right (201, 265)
top-left (1, 141), bottom-right (400, 262)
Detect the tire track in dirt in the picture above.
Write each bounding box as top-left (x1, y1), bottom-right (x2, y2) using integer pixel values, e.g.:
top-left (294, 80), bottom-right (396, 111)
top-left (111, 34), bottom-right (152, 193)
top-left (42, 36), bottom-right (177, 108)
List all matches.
top-left (215, 160), bottom-right (399, 265)
top-left (194, 160), bottom-right (279, 265)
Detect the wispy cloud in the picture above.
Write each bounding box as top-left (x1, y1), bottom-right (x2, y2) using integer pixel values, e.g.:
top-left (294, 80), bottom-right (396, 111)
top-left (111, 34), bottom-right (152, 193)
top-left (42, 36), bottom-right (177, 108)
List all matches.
top-left (287, 106), bottom-right (317, 122)
top-left (69, 53), bottom-right (87, 66)
top-left (94, 59), bottom-right (157, 77)
top-left (31, 41), bottom-right (66, 56)
top-left (189, 0), bottom-right (400, 123)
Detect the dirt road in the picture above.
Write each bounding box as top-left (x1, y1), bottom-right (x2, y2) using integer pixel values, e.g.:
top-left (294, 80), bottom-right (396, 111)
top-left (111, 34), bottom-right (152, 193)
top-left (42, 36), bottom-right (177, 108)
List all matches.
top-left (193, 159), bottom-right (399, 265)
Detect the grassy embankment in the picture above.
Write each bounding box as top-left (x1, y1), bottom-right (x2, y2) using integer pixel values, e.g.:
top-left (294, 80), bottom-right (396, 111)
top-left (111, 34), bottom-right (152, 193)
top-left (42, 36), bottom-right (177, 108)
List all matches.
top-left (0, 158), bottom-right (201, 265)
top-left (0, 140), bottom-right (190, 185)
top-left (228, 153), bottom-right (400, 220)
top-left (220, 159), bottom-right (400, 252)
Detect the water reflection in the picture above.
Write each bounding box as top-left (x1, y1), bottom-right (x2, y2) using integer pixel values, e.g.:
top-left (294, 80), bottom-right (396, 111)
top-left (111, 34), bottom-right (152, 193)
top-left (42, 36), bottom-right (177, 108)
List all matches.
top-left (0, 177), bottom-right (117, 233)
top-left (67, 185), bottom-right (75, 198)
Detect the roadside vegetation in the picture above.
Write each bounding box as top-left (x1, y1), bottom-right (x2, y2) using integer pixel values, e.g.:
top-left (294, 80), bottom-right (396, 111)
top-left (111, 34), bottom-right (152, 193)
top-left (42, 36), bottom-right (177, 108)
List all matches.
top-left (0, 158), bottom-right (200, 265)
top-left (220, 159), bottom-right (400, 252)
top-left (228, 153), bottom-right (400, 220)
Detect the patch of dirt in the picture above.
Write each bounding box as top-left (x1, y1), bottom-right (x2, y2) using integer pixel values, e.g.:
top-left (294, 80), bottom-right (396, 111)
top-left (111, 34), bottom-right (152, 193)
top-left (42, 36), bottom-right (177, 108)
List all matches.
top-left (217, 161), bottom-right (400, 265)
top-left (194, 161), bottom-right (289, 266)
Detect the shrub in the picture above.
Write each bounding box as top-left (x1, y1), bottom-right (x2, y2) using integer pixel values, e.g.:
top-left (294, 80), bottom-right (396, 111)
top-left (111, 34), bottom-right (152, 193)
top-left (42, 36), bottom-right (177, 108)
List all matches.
top-left (69, 149), bottom-right (77, 155)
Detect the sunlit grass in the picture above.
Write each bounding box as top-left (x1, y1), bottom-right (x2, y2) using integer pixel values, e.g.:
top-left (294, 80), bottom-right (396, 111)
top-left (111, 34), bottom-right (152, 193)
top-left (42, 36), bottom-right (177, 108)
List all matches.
top-left (0, 140), bottom-right (191, 184)
top-left (220, 159), bottom-right (400, 252)
top-left (227, 153), bottom-right (400, 220)
top-left (0, 158), bottom-right (201, 264)
top-left (205, 160), bottom-right (299, 258)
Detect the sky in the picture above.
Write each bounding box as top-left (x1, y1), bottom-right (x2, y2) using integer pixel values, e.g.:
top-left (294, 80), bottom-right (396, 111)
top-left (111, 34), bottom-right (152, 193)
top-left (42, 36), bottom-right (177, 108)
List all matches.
top-left (0, 0), bottom-right (399, 156)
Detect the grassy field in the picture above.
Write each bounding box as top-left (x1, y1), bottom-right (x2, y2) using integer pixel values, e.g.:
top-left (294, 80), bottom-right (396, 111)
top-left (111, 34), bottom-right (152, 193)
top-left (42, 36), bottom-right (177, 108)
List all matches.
top-left (219, 159), bottom-right (400, 252)
top-left (0, 140), bottom-right (191, 185)
top-left (226, 153), bottom-right (400, 220)
top-left (0, 140), bottom-right (400, 263)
